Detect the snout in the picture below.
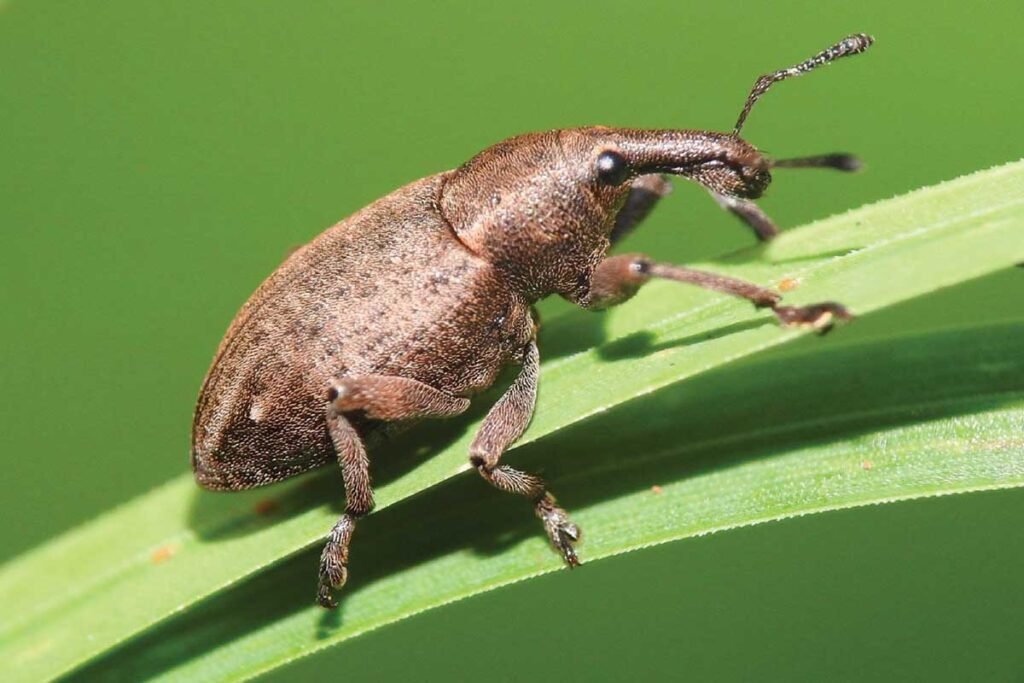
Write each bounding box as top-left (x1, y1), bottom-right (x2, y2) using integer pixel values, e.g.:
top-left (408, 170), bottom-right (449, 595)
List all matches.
top-left (605, 128), bottom-right (772, 198)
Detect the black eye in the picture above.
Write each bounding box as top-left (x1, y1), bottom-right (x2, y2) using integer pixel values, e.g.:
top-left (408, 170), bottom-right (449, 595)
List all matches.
top-left (595, 150), bottom-right (629, 186)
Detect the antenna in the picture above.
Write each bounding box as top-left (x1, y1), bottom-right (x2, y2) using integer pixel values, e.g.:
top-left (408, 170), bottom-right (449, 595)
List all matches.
top-left (733, 34), bottom-right (874, 136)
top-left (772, 153), bottom-right (862, 171)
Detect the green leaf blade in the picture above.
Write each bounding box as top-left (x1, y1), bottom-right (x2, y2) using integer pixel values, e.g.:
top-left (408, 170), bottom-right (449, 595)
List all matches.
top-left (72, 318), bottom-right (1024, 681)
top-left (1, 161), bottom-right (1023, 682)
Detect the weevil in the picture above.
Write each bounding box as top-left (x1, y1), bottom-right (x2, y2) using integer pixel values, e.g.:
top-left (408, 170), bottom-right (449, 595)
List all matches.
top-left (192, 34), bottom-right (873, 608)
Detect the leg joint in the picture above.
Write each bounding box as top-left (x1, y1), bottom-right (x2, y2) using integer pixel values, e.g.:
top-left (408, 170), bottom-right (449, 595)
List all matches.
top-left (345, 497), bottom-right (375, 518)
top-left (469, 448), bottom-right (498, 472)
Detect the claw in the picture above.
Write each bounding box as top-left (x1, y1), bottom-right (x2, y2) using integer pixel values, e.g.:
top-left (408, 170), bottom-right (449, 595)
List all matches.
top-left (317, 581), bottom-right (339, 609)
top-left (773, 301), bottom-right (853, 333)
top-left (317, 519), bottom-right (353, 609)
top-left (317, 561), bottom-right (347, 609)
top-left (537, 496), bottom-right (582, 568)
top-left (556, 524), bottom-right (582, 568)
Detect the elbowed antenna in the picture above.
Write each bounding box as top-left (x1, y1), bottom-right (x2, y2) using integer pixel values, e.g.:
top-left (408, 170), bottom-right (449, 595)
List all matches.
top-left (733, 33), bottom-right (874, 136)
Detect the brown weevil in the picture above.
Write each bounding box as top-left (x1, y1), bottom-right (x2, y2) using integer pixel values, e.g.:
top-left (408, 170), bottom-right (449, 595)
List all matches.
top-left (192, 34), bottom-right (874, 608)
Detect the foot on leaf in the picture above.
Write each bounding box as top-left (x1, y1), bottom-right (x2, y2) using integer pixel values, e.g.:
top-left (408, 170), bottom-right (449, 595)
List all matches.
top-left (315, 518), bottom-right (356, 610)
top-left (317, 538), bottom-right (350, 609)
top-left (773, 301), bottom-right (853, 333)
top-left (536, 495), bottom-right (582, 568)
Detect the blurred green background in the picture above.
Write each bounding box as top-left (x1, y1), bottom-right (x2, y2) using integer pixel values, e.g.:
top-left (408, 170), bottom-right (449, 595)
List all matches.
top-left (1, 1), bottom-right (1022, 680)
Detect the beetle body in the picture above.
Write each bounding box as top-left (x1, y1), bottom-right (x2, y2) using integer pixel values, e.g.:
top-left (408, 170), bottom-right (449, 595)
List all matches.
top-left (192, 128), bottom-right (762, 487)
top-left (191, 35), bottom-right (874, 608)
top-left (192, 173), bottom-right (533, 489)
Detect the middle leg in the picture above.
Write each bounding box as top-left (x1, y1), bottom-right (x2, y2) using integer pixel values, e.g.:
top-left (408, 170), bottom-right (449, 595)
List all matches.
top-left (469, 339), bottom-right (581, 566)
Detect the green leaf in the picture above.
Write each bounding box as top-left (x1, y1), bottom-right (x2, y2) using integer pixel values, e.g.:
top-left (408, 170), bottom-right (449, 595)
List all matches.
top-left (70, 320), bottom-right (1024, 681)
top-left (2, 160), bottom-right (1023, 682)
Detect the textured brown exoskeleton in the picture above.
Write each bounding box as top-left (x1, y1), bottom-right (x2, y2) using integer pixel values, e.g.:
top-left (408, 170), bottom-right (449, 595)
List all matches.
top-left (192, 34), bottom-right (874, 608)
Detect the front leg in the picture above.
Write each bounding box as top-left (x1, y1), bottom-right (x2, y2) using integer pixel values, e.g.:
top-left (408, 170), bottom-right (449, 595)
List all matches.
top-left (610, 174), bottom-right (673, 245)
top-left (580, 253), bottom-right (852, 331)
top-left (710, 191), bottom-right (780, 241)
top-left (612, 172), bottom-right (780, 245)
top-left (712, 153), bottom-right (863, 241)
top-left (470, 339), bottom-right (581, 567)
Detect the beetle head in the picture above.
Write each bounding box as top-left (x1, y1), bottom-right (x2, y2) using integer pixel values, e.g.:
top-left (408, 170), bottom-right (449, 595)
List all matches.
top-left (439, 34), bottom-right (873, 302)
top-left (439, 127), bottom-right (770, 300)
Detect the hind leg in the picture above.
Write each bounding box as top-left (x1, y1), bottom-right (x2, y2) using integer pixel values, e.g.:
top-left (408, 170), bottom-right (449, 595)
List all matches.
top-left (318, 409), bottom-right (371, 608)
top-left (318, 375), bottom-right (470, 608)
